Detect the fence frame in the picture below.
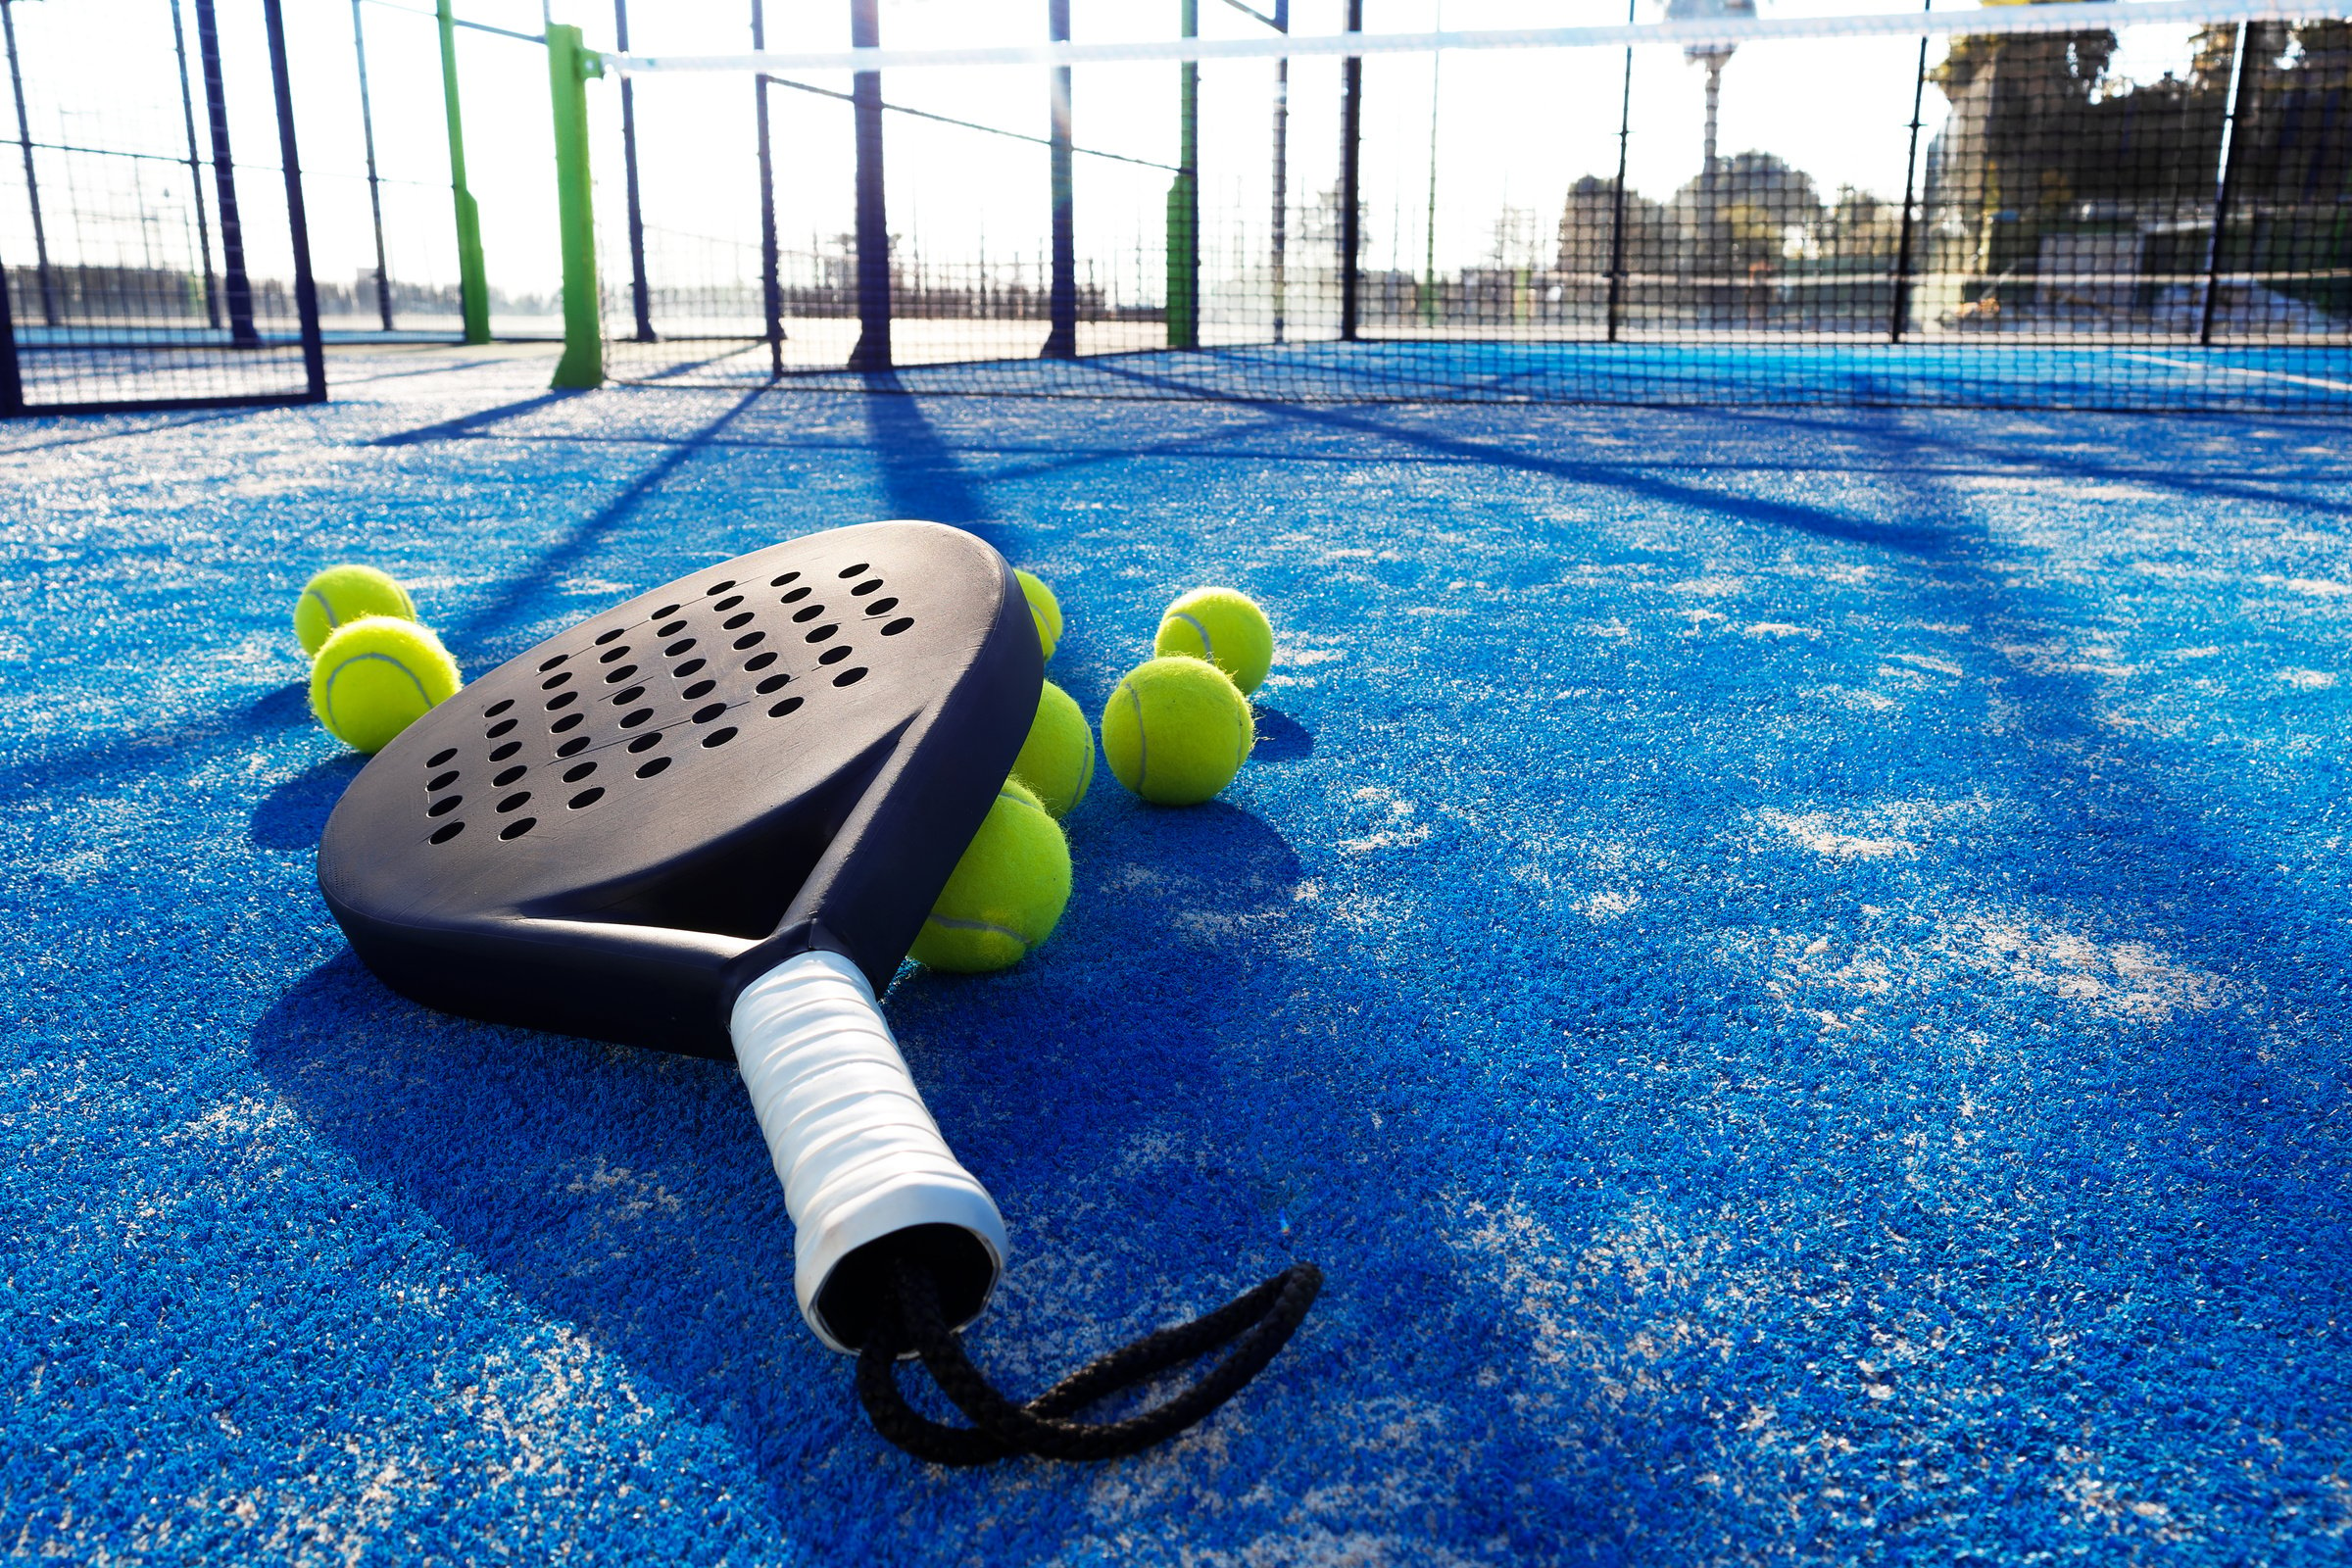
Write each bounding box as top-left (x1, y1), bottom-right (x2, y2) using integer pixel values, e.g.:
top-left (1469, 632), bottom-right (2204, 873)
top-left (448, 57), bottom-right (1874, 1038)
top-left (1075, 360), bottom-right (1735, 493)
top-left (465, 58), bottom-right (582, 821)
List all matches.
top-left (0, 0), bottom-right (325, 417)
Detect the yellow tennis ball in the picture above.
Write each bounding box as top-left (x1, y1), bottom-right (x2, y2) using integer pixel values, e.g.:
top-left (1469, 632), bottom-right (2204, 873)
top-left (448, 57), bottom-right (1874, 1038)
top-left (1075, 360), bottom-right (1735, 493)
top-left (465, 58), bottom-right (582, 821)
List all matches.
top-left (1010, 679), bottom-right (1096, 818)
top-left (1100, 655), bottom-right (1254, 807)
top-left (294, 564), bottom-right (416, 658)
top-left (309, 616), bottom-right (462, 755)
top-left (910, 779), bottom-right (1072, 973)
top-left (1014, 567), bottom-right (1062, 661)
top-left (1154, 586), bottom-right (1274, 696)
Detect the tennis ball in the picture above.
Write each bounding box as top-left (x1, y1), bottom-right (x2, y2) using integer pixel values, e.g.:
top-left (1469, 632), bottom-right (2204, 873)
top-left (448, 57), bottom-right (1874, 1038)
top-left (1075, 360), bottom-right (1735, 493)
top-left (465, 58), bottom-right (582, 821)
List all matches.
top-left (310, 616), bottom-right (462, 755)
top-left (1154, 586), bottom-right (1274, 696)
top-left (1015, 567), bottom-right (1062, 661)
top-left (1011, 680), bottom-right (1096, 818)
top-left (1101, 655), bottom-right (1254, 807)
top-left (910, 778), bottom-right (1072, 972)
top-left (294, 564), bottom-right (416, 658)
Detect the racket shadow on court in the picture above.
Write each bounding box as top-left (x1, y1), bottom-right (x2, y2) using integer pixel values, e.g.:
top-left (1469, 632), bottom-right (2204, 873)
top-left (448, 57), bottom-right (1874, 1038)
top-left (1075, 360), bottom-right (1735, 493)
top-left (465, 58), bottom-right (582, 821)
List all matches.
top-left (245, 797), bottom-right (1488, 1496)
top-left (249, 754), bottom-right (363, 852)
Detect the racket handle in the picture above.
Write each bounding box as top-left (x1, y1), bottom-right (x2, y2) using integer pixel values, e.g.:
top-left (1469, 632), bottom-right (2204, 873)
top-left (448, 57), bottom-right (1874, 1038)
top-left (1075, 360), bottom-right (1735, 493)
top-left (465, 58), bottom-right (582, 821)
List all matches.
top-left (731, 950), bottom-right (1007, 1354)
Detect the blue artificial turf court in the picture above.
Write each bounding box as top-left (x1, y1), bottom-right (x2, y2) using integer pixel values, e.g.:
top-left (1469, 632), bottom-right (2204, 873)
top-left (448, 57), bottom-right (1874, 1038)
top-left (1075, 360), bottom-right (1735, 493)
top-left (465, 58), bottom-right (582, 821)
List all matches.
top-left (5, 340), bottom-right (2350, 1564)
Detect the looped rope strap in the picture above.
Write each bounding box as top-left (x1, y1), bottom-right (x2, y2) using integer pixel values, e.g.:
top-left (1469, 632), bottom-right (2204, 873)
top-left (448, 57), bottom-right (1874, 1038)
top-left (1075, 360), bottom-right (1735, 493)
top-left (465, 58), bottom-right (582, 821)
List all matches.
top-left (856, 1257), bottom-right (1324, 1465)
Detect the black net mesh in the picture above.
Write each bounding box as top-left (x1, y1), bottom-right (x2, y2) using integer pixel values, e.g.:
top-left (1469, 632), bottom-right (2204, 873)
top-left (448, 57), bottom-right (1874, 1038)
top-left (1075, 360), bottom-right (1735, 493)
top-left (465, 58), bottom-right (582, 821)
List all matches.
top-left (596, 4), bottom-right (2352, 411)
top-left (0, 0), bottom-right (321, 415)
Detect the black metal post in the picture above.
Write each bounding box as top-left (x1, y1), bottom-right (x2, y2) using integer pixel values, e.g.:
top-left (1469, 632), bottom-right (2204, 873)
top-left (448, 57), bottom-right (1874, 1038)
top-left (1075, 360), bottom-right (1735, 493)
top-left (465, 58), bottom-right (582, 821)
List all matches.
top-left (171, 0), bottom-right (222, 329)
top-left (263, 0), bottom-right (325, 399)
top-left (1338, 0), bottom-right (1362, 342)
top-left (1605, 0), bottom-right (1635, 343)
top-left (350, 0), bottom-right (394, 330)
top-left (849, 0), bottom-right (891, 371)
top-left (1890, 21), bottom-right (1931, 342)
top-left (1, 0), bottom-right (56, 326)
top-left (2201, 21), bottom-right (2258, 346)
top-left (1270, 0), bottom-right (1289, 345)
top-left (753, 0), bottom-right (785, 376)
top-left (1044, 0), bottom-right (1077, 358)
top-left (0, 239), bottom-right (20, 415)
top-left (193, 0), bottom-right (258, 345)
top-left (614, 0), bottom-right (653, 342)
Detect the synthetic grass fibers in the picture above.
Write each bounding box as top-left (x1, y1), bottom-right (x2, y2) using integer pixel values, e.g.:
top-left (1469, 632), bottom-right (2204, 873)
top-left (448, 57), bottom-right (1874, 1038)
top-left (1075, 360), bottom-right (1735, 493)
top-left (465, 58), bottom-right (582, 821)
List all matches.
top-left (3, 344), bottom-right (2348, 1565)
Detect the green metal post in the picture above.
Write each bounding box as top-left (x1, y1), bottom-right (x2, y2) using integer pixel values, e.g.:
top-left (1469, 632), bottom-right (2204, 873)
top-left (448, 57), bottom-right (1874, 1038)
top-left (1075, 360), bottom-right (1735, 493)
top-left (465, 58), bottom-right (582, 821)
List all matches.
top-left (438, 0), bottom-right (491, 343)
top-left (548, 24), bottom-right (603, 388)
top-left (1166, 0), bottom-right (1199, 349)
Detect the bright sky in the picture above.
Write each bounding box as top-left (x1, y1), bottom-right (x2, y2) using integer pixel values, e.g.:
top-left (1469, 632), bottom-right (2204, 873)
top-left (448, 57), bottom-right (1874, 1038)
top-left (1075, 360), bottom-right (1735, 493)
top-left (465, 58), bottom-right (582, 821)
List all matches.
top-left (0, 0), bottom-right (2231, 310)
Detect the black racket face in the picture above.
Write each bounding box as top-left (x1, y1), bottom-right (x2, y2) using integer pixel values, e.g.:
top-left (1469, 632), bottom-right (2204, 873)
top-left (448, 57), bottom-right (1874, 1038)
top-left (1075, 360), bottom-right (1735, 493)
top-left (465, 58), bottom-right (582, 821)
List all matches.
top-left (318, 521), bottom-right (1041, 1057)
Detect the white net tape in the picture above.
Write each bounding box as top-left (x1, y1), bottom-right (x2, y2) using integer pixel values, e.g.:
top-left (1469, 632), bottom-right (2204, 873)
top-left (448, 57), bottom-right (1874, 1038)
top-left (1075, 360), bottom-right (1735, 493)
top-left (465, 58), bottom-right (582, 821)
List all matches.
top-left (604, 0), bottom-right (2352, 77)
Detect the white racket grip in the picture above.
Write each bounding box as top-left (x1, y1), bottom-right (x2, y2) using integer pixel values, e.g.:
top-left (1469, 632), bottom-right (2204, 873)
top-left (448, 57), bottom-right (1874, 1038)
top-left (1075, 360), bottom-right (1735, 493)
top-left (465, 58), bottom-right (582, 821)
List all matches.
top-left (731, 949), bottom-right (1007, 1353)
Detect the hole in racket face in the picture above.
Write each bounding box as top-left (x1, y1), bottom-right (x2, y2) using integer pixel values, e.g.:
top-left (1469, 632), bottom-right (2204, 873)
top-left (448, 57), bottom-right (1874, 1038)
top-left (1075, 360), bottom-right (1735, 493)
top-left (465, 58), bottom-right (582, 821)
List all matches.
top-left (415, 541), bottom-right (929, 856)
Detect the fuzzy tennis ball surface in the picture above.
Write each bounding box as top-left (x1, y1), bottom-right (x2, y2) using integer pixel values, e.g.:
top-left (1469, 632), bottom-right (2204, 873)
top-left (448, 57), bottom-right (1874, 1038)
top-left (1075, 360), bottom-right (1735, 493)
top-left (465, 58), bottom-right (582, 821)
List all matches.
top-left (310, 616), bottom-right (462, 755)
top-left (1101, 655), bottom-right (1255, 806)
top-left (1011, 679), bottom-right (1096, 818)
top-left (1154, 586), bottom-right (1275, 696)
top-left (1014, 567), bottom-right (1063, 661)
top-left (909, 778), bottom-right (1072, 972)
top-left (294, 564), bottom-right (416, 658)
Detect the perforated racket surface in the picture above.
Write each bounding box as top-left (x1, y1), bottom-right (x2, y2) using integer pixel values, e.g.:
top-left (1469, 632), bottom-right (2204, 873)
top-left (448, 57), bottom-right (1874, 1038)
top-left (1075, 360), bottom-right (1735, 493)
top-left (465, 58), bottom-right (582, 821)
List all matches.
top-left (318, 520), bottom-right (1040, 1058)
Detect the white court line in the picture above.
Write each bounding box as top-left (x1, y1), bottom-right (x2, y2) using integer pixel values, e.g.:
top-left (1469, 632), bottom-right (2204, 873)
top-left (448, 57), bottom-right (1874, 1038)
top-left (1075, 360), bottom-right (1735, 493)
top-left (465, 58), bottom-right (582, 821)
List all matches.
top-left (603, 0), bottom-right (2352, 76)
top-left (2122, 352), bottom-right (2352, 395)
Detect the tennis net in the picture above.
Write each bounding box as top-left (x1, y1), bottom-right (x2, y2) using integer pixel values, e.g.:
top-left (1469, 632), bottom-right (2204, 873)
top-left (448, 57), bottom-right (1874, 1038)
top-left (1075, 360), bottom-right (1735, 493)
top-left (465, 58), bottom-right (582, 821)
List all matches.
top-left (581, 0), bottom-right (2352, 412)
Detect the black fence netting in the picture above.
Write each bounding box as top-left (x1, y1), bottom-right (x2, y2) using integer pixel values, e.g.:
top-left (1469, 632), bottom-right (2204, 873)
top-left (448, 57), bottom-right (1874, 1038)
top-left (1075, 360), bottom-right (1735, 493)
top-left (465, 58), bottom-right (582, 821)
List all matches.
top-left (0, 0), bottom-right (322, 415)
top-left (593, 1), bottom-right (2352, 411)
top-left (287, 0), bottom-right (558, 342)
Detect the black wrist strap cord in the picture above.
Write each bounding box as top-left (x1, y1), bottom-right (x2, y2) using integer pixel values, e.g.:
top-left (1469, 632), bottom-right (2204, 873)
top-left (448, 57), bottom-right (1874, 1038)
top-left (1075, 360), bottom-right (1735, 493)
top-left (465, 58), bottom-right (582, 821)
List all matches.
top-left (855, 1255), bottom-right (1325, 1465)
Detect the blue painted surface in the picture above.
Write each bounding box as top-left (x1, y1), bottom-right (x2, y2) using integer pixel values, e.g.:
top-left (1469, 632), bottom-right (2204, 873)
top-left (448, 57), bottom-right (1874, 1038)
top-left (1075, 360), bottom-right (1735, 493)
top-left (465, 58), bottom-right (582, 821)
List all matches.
top-left (3, 345), bottom-right (2349, 1563)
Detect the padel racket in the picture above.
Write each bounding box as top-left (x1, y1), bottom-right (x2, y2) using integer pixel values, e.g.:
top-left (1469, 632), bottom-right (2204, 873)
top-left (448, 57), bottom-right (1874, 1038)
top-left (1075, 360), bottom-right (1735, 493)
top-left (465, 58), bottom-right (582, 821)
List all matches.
top-left (318, 520), bottom-right (1317, 1462)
